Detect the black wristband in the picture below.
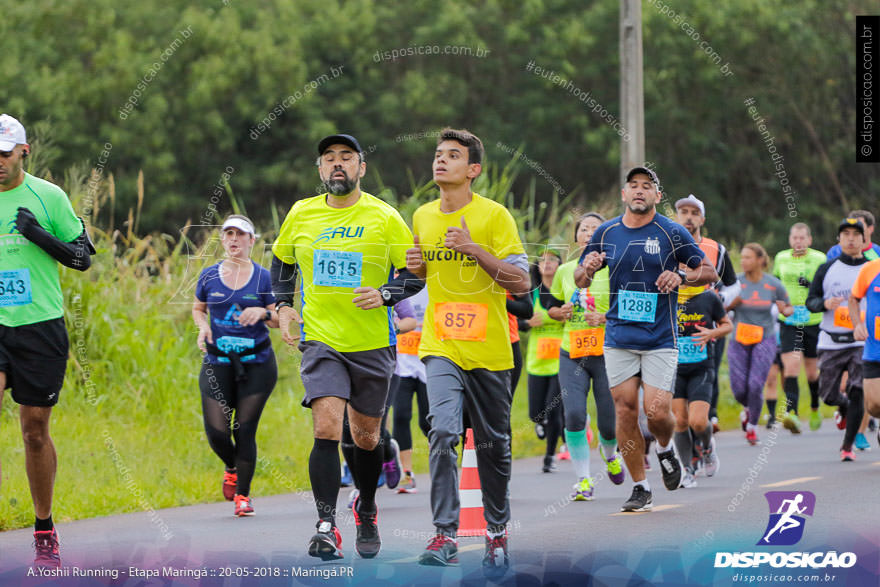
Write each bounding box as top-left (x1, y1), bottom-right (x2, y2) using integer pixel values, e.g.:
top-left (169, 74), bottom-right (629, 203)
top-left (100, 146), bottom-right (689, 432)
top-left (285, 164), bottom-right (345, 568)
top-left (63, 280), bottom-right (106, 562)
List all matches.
top-left (276, 301), bottom-right (293, 312)
top-left (263, 309), bottom-right (272, 321)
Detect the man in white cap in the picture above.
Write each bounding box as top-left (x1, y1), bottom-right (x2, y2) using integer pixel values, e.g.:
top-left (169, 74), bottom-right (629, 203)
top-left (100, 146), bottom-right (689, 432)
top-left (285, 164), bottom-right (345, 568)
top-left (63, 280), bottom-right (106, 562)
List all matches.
top-left (0, 114), bottom-right (95, 568)
top-left (674, 194), bottom-right (740, 434)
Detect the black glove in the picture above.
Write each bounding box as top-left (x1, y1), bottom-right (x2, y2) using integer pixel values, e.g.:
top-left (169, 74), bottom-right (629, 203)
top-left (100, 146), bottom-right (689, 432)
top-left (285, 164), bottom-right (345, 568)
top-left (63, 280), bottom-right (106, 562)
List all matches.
top-left (15, 207), bottom-right (94, 271)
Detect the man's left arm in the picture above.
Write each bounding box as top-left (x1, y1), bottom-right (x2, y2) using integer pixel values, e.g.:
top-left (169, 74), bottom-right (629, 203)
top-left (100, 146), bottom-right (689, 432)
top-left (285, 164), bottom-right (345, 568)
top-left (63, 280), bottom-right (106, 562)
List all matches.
top-left (15, 207), bottom-right (94, 271)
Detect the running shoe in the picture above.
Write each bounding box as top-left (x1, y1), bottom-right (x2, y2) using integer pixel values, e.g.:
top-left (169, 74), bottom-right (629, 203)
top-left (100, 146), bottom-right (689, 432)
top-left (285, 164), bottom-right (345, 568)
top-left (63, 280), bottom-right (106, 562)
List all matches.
top-left (33, 529), bottom-right (61, 569)
top-left (809, 410), bottom-right (822, 431)
top-left (418, 534), bottom-right (459, 566)
top-left (656, 449), bottom-right (682, 490)
top-left (711, 416), bottom-right (720, 433)
top-left (766, 414), bottom-right (777, 429)
top-left (834, 410), bottom-right (846, 431)
top-left (397, 471), bottom-right (417, 494)
top-left (703, 437), bottom-right (719, 477)
top-left (840, 449), bottom-right (856, 462)
top-left (740, 410), bottom-right (748, 432)
top-left (746, 429), bottom-right (759, 445)
top-left (341, 463), bottom-right (353, 487)
top-left (570, 477), bottom-right (594, 501)
top-left (643, 454), bottom-right (651, 470)
top-left (382, 438), bottom-right (403, 490)
top-left (606, 454), bottom-right (625, 485)
top-left (542, 455), bottom-right (557, 473)
top-left (782, 411), bottom-right (802, 434)
top-left (586, 427), bottom-right (594, 445)
top-left (620, 485), bottom-right (653, 512)
top-left (347, 488), bottom-right (359, 510)
top-left (234, 494), bottom-right (254, 517)
top-left (557, 445), bottom-right (571, 461)
top-left (353, 496), bottom-right (381, 558)
top-left (534, 422), bottom-right (546, 439)
top-left (308, 520), bottom-right (344, 561)
top-left (377, 470), bottom-right (386, 488)
top-left (691, 455), bottom-right (703, 477)
top-left (482, 531), bottom-right (510, 581)
top-left (222, 469), bottom-right (237, 501)
top-left (869, 417), bottom-right (878, 432)
top-left (680, 469), bottom-right (697, 488)
top-left (855, 433), bottom-right (871, 451)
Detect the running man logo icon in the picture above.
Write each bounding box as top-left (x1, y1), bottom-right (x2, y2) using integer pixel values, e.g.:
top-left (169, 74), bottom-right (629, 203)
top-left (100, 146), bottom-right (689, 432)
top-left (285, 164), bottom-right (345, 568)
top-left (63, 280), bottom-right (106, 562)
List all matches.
top-left (758, 491), bottom-right (816, 546)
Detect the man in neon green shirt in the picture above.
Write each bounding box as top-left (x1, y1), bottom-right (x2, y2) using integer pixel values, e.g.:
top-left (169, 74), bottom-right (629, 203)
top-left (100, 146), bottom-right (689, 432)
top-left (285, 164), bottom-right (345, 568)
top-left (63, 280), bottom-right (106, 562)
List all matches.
top-left (0, 114), bottom-right (94, 568)
top-left (271, 134), bottom-right (422, 561)
top-left (773, 222), bottom-right (827, 433)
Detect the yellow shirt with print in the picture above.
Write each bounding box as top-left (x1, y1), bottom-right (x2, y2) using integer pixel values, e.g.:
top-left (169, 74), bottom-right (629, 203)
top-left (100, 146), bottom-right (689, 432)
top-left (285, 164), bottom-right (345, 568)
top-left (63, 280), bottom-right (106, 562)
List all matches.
top-left (413, 193), bottom-right (525, 371)
top-left (272, 192), bottom-right (413, 352)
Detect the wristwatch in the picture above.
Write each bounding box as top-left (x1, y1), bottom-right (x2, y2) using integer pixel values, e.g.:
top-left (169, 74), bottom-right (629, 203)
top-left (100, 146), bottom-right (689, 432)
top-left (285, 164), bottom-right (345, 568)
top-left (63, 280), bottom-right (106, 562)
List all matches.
top-left (263, 309), bottom-right (272, 321)
top-left (380, 288), bottom-right (392, 303)
top-left (676, 269), bottom-right (688, 283)
top-left (275, 301), bottom-right (293, 313)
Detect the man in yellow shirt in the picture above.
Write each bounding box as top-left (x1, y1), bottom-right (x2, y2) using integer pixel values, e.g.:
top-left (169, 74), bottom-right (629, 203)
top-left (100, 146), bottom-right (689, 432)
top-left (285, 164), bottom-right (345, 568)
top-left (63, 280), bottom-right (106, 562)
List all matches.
top-left (271, 134), bottom-right (422, 561)
top-left (407, 129), bottom-right (528, 579)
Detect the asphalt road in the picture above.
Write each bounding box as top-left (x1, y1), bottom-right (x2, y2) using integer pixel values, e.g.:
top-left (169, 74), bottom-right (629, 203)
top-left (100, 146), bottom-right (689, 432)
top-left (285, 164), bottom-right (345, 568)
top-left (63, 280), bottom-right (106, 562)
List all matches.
top-left (1, 420), bottom-right (878, 586)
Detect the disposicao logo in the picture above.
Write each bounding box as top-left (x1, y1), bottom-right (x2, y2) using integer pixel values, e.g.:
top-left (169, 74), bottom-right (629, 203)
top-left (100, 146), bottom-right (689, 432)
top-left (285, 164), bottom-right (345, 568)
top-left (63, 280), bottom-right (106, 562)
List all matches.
top-left (714, 491), bottom-right (857, 570)
top-left (759, 491), bottom-right (814, 546)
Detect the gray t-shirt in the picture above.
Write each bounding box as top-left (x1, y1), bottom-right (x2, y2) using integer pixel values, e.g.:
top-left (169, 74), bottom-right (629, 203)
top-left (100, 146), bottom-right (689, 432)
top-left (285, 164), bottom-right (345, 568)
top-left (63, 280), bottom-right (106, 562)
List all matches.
top-left (733, 272), bottom-right (789, 341)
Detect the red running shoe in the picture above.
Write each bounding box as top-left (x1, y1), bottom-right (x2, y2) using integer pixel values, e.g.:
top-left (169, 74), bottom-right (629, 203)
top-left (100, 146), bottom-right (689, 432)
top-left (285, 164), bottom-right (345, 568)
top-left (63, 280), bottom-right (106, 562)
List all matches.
top-left (223, 470), bottom-right (237, 501)
top-left (33, 529), bottom-right (61, 569)
top-left (835, 410), bottom-right (846, 431)
top-left (234, 494), bottom-right (254, 517)
top-left (746, 429), bottom-right (759, 445)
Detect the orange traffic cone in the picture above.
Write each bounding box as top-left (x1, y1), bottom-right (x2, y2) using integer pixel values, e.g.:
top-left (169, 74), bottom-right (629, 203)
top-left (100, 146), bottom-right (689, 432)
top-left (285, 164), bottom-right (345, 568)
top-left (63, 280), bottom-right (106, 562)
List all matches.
top-left (457, 428), bottom-right (486, 537)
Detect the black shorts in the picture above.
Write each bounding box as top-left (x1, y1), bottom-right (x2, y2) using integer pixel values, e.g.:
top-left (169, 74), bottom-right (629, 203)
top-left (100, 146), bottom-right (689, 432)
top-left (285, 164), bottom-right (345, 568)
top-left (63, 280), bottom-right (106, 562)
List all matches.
top-left (0, 317), bottom-right (69, 407)
top-left (865, 360), bottom-right (880, 380)
top-left (779, 324), bottom-right (820, 358)
top-left (298, 340), bottom-right (395, 418)
top-left (673, 366), bottom-right (714, 403)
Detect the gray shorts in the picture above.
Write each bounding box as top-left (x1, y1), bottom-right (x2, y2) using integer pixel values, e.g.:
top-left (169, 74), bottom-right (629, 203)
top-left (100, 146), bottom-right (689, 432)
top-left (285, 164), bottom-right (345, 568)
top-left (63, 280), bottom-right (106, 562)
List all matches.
top-left (298, 340), bottom-right (395, 418)
top-left (603, 347), bottom-right (679, 391)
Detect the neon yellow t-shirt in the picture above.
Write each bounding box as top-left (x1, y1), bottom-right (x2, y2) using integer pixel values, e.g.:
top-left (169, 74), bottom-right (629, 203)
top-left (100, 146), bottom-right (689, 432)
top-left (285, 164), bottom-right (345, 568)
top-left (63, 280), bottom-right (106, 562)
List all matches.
top-left (413, 193), bottom-right (525, 371)
top-left (272, 192), bottom-right (413, 352)
top-left (550, 259), bottom-right (610, 353)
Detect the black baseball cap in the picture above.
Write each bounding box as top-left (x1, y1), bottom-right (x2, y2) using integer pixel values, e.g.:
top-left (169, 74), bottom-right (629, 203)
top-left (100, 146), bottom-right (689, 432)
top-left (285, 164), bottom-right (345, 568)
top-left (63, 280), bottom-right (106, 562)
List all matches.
top-left (317, 134), bottom-right (363, 155)
top-left (838, 217), bottom-right (866, 235)
top-left (625, 166), bottom-right (660, 186)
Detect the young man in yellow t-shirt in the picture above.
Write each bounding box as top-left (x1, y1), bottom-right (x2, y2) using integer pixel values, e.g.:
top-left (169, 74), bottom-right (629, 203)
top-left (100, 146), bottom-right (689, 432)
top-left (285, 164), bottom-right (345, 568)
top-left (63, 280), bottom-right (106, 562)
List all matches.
top-left (271, 134), bottom-right (423, 561)
top-left (406, 129), bottom-right (528, 579)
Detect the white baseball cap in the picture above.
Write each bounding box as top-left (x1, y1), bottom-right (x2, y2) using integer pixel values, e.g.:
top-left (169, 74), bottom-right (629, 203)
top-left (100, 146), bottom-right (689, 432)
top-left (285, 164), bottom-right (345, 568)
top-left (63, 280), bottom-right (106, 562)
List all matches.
top-left (221, 216), bottom-right (257, 236)
top-left (0, 114), bottom-right (27, 151)
top-left (674, 194), bottom-right (706, 217)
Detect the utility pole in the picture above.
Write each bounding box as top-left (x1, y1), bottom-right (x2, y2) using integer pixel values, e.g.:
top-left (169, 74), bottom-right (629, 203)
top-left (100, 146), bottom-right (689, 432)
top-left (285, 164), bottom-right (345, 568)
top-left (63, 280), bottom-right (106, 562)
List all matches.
top-left (620, 0), bottom-right (646, 185)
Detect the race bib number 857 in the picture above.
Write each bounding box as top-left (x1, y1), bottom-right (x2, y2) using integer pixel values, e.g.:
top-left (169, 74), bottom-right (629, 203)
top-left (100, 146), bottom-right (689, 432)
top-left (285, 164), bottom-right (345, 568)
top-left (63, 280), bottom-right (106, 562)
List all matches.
top-left (434, 302), bottom-right (489, 341)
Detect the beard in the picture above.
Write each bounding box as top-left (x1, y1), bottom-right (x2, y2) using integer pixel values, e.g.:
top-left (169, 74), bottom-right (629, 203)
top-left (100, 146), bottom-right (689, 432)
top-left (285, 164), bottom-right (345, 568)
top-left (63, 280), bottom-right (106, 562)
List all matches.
top-left (324, 172), bottom-right (357, 196)
top-left (626, 200), bottom-right (653, 215)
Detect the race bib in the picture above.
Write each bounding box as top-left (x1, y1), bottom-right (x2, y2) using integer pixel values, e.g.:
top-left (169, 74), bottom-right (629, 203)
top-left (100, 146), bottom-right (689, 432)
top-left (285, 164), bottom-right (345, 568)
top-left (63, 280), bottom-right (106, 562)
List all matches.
top-left (569, 328), bottom-right (604, 358)
top-left (313, 250), bottom-right (362, 288)
top-left (434, 302), bottom-right (489, 341)
top-left (833, 305), bottom-right (865, 330)
top-left (618, 290), bottom-right (657, 323)
top-left (396, 331), bottom-right (421, 355)
top-left (215, 336), bottom-right (256, 363)
top-left (0, 269), bottom-right (32, 307)
top-left (678, 335), bottom-right (708, 364)
top-left (735, 323), bottom-right (764, 345)
top-left (536, 337), bottom-right (562, 360)
top-left (784, 305), bottom-right (811, 325)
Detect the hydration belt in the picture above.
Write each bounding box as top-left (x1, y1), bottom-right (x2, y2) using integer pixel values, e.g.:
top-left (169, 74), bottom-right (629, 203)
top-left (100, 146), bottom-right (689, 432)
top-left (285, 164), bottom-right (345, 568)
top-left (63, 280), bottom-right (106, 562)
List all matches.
top-left (206, 338), bottom-right (272, 382)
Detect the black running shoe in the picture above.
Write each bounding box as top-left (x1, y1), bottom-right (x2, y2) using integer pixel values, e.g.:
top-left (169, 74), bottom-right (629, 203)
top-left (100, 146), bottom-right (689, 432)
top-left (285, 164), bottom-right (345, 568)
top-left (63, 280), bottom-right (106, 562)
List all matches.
top-left (353, 496), bottom-right (381, 558)
top-left (656, 449), bottom-right (682, 491)
top-left (308, 521), bottom-right (343, 561)
top-left (620, 485), bottom-right (653, 512)
top-left (482, 532), bottom-right (510, 580)
top-left (418, 534), bottom-right (459, 566)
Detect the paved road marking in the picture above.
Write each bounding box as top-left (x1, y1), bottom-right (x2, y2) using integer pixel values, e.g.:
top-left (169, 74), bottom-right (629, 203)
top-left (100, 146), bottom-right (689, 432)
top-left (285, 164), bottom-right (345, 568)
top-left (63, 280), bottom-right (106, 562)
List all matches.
top-left (387, 542), bottom-right (483, 564)
top-left (609, 504), bottom-right (682, 516)
top-left (760, 476), bottom-right (821, 488)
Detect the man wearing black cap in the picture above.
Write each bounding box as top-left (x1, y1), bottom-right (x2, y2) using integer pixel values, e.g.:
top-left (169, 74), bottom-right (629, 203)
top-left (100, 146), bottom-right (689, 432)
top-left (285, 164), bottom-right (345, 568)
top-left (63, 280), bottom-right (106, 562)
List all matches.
top-left (575, 166), bottom-right (718, 512)
top-left (805, 218), bottom-right (870, 461)
top-left (271, 134), bottom-right (422, 560)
